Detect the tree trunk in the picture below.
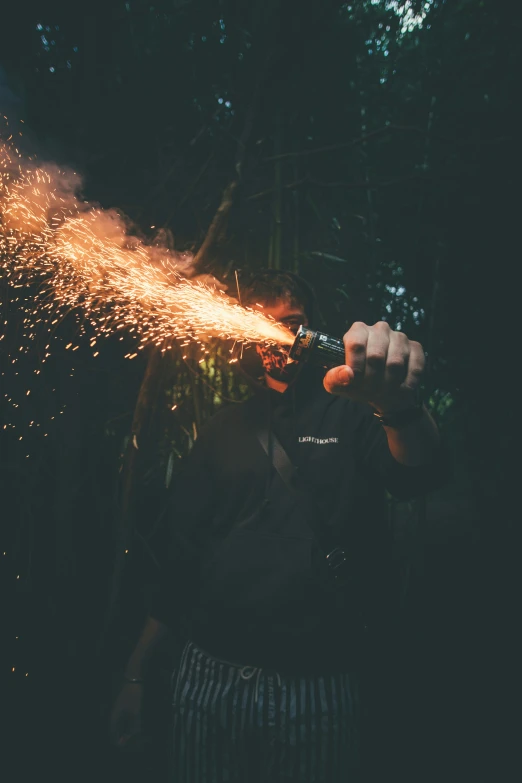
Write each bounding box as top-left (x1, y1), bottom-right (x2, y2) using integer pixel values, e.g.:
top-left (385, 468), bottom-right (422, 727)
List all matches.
top-left (97, 347), bottom-right (164, 653)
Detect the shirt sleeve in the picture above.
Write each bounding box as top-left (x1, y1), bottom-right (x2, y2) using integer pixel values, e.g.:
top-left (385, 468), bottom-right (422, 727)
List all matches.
top-left (354, 403), bottom-right (451, 501)
top-left (148, 416), bottom-right (221, 631)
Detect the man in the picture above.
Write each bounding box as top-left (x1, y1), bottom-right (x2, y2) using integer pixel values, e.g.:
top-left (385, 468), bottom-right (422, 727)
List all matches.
top-left (110, 270), bottom-right (448, 782)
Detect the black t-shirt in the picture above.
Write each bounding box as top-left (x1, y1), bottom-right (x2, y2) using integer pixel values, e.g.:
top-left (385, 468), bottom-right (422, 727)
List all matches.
top-left (150, 366), bottom-right (449, 674)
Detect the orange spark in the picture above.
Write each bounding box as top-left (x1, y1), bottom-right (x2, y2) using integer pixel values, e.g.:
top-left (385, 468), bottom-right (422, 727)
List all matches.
top-left (0, 141), bottom-right (294, 360)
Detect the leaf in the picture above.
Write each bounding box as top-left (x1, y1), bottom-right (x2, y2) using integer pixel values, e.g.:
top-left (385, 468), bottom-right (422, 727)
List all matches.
top-left (180, 425), bottom-right (194, 451)
top-left (165, 452), bottom-right (175, 489)
top-left (307, 251), bottom-right (350, 264)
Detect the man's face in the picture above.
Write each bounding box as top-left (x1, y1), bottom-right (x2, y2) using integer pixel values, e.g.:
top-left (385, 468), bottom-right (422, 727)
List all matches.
top-left (254, 299), bottom-right (309, 383)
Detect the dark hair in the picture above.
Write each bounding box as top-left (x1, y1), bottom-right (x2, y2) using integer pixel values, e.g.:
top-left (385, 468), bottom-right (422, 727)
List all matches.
top-left (241, 269), bottom-right (316, 325)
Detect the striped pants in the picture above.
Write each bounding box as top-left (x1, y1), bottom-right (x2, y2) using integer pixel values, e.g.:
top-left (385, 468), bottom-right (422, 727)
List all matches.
top-left (170, 640), bottom-right (361, 783)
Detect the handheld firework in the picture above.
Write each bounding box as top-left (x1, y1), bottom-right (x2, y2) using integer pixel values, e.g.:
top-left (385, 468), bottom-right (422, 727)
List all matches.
top-left (288, 325), bottom-right (346, 369)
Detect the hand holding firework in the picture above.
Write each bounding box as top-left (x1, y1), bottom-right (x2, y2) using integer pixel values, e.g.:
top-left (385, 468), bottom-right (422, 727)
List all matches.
top-left (318, 320), bottom-right (425, 414)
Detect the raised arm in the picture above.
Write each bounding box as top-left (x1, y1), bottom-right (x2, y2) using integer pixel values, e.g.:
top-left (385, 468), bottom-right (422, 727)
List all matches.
top-left (323, 320), bottom-right (440, 466)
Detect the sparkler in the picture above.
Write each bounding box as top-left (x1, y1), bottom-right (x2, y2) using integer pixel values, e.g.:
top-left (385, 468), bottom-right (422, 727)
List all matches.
top-left (0, 139), bottom-right (294, 360)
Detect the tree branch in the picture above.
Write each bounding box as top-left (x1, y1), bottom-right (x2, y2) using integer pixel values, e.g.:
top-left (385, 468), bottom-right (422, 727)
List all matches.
top-left (97, 346), bottom-right (164, 654)
top-left (264, 124), bottom-right (454, 162)
top-left (191, 97), bottom-right (258, 273)
top-left (247, 171), bottom-right (428, 200)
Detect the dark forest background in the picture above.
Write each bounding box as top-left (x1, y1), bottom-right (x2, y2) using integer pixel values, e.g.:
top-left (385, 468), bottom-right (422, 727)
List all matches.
top-left (0, 1), bottom-right (519, 781)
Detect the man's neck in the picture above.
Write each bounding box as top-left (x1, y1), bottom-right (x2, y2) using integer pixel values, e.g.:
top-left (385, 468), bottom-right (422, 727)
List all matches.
top-left (264, 374), bottom-right (288, 394)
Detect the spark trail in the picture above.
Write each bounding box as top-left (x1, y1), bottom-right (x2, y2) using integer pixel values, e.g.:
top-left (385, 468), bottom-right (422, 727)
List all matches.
top-left (0, 140), bottom-right (293, 360)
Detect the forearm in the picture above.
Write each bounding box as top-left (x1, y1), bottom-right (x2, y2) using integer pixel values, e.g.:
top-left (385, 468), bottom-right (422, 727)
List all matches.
top-left (381, 405), bottom-right (440, 467)
top-left (123, 615), bottom-right (169, 679)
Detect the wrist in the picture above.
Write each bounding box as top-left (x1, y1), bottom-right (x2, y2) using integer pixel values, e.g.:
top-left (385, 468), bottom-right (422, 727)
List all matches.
top-left (371, 387), bottom-right (422, 418)
top-left (372, 402), bottom-right (424, 429)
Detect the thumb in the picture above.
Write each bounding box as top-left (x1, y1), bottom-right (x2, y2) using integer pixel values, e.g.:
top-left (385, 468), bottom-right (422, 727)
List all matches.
top-left (323, 365), bottom-right (355, 396)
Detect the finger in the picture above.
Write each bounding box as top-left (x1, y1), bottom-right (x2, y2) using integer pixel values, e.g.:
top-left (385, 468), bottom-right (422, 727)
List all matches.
top-left (323, 365), bottom-right (355, 395)
top-left (384, 330), bottom-right (410, 387)
top-left (403, 340), bottom-right (425, 390)
top-left (363, 321), bottom-right (391, 392)
top-left (343, 322), bottom-right (369, 384)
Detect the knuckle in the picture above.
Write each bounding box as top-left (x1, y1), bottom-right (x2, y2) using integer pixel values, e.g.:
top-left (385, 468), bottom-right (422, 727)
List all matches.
top-left (412, 350), bottom-right (426, 370)
top-left (386, 358), bottom-right (407, 374)
top-left (373, 319), bottom-right (390, 330)
top-left (408, 368), bottom-right (424, 386)
top-left (344, 335), bottom-right (366, 353)
top-left (366, 351), bottom-right (386, 367)
top-left (345, 322), bottom-right (368, 342)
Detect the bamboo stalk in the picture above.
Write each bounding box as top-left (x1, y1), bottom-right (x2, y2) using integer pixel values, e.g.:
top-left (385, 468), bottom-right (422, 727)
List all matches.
top-left (293, 159), bottom-right (300, 274)
top-left (273, 112), bottom-right (283, 270)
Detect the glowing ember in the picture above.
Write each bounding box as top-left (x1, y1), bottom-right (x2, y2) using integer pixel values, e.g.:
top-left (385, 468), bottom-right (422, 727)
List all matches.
top-left (0, 140), bottom-right (294, 358)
